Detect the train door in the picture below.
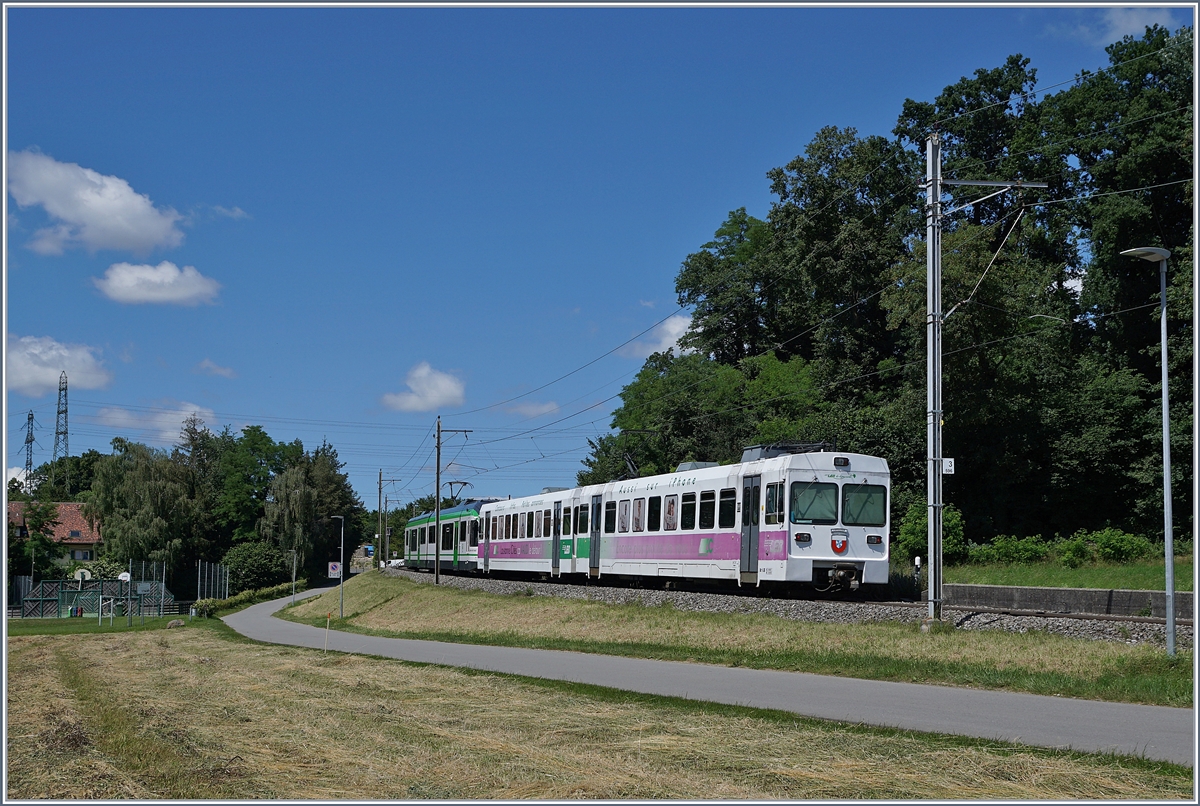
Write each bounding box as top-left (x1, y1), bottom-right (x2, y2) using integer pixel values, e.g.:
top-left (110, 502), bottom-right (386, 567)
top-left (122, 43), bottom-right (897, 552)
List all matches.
top-left (740, 475), bottom-right (761, 585)
top-left (552, 501), bottom-right (562, 576)
top-left (588, 494), bottom-right (602, 577)
top-left (482, 514), bottom-right (491, 574)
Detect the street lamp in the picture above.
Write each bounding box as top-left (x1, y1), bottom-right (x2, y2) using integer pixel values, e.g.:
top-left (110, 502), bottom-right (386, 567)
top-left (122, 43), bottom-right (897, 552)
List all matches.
top-left (331, 515), bottom-right (345, 619)
top-left (1120, 246), bottom-right (1175, 657)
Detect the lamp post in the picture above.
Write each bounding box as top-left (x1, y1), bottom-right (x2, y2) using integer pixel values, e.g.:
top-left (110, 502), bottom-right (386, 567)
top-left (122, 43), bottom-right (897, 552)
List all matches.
top-left (286, 549), bottom-right (297, 606)
top-left (331, 515), bottom-right (345, 619)
top-left (1119, 246), bottom-right (1175, 657)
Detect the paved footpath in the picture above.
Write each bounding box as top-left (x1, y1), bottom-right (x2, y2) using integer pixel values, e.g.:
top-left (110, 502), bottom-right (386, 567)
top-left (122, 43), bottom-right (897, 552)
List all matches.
top-left (224, 590), bottom-right (1195, 766)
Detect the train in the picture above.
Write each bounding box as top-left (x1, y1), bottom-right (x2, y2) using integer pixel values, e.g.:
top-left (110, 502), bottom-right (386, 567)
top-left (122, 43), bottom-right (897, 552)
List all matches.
top-left (401, 442), bottom-right (891, 591)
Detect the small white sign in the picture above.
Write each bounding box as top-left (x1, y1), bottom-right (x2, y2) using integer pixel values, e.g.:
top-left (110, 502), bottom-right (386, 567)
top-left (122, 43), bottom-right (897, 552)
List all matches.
top-left (943, 458), bottom-right (956, 475)
top-left (328, 562), bottom-right (341, 579)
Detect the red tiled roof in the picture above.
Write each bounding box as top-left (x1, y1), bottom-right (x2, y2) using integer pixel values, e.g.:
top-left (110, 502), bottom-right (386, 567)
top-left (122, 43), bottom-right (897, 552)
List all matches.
top-left (7, 502), bottom-right (101, 545)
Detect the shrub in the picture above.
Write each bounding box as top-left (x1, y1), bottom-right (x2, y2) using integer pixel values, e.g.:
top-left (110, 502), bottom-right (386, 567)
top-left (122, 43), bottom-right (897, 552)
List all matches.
top-left (1090, 528), bottom-right (1153, 563)
top-left (1054, 536), bottom-right (1092, 569)
top-left (221, 541), bottom-right (289, 595)
top-left (966, 541), bottom-right (999, 565)
top-left (990, 534), bottom-right (1050, 564)
top-left (895, 502), bottom-right (966, 564)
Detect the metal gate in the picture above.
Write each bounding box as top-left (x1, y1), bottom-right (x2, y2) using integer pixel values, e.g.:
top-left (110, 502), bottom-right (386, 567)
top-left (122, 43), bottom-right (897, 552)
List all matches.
top-left (740, 475), bottom-right (761, 584)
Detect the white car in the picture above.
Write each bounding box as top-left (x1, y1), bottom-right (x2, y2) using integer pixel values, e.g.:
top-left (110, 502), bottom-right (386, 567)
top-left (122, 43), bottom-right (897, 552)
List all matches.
top-left (386, 559), bottom-right (405, 568)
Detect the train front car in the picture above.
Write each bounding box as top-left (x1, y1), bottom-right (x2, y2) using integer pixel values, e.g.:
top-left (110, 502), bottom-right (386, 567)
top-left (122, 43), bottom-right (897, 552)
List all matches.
top-left (402, 500), bottom-right (491, 574)
top-left (763, 447), bottom-right (891, 590)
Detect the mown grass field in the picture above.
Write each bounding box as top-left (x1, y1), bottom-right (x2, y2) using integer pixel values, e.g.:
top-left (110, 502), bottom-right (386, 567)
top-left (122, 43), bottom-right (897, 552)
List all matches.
top-left (943, 557), bottom-right (1194, 591)
top-left (6, 617), bottom-right (1193, 800)
top-left (279, 572), bottom-right (1193, 707)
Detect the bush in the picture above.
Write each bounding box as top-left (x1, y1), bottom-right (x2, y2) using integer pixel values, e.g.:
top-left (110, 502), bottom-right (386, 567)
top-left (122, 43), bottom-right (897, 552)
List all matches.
top-left (221, 541), bottom-right (289, 595)
top-left (1054, 536), bottom-right (1092, 569)
top-left (990, 534), bottom-right (1050, 564)
top-left (966, 541), bottom-right (999, 565)
top-left (1089, 528), bottom-right (1153, 563)
top-left (895, 502), bottom-right (966, 564)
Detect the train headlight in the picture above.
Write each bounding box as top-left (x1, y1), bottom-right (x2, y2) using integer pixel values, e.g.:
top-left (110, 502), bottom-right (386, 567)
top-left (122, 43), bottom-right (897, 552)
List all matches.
top-left (794, 532), bottom-right (811, 543)
top-left (866, 534), bottom-right (883, 545)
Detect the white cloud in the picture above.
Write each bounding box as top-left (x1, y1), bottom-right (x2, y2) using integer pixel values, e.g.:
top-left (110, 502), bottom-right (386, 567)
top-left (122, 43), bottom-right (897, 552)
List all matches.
top-left (95, 402), bottom-right (217, 446)
top-left (6, 334), bottom-right (114, 396)
top-left (507, 401), bottom-right (560, 417)
top-left (7, 467), bottom-right (27, 487)
top-left (93, 261), bottom-right (221, 305)
top-left (212, 205), bottom-right (249, 219)
top-left (618, 315), bottom-right (692, 359)
top-left (7, 150), bottom-right (184, 255)
top-left (382, 362), bottom-right (465, 412)
top-left (1099, 8), bottom-right (1182, 42)
top-left (639, 299), bottom-right (655, 308)
top-left (1047, 8), bottom-right (1184, 46)
top-left (194, 358), bottom-right (236, 378)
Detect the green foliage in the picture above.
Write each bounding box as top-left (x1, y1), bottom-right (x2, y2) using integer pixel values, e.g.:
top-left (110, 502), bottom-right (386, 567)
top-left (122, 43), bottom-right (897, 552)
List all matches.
top-left (1054, 536), bottom-right (1092, 569)
top-left (1090, 528), bottom-right (1154, 563)
top-left (988, 535), bottom-right (1051, 565)
top-left (221, 541), bottom-right (289, 595)
top-left (895, 501), bottom-right (966, 565)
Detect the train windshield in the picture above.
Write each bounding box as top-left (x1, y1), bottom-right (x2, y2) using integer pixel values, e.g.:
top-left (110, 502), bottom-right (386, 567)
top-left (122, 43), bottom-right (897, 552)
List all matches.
top-left (842, 483), bottom-right (887, 527)
top-left (790, 482), bottom-right (838, 525)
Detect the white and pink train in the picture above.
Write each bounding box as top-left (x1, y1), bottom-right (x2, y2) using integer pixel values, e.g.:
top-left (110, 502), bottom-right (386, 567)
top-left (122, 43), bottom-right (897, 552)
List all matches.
top-left (403, 443), bottom-right (891, 590)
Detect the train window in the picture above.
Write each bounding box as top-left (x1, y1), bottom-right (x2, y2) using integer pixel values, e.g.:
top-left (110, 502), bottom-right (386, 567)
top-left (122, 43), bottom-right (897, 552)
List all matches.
top-left (575, 505), bottom-right (588, 534)
top-left (790, 481), bottom-right (838, 525)
top-left (764, 484), bottom-right (783, 525)
top-left (647, 496), bottom-right (662, 531)
top-left (681, 493), bottom-right (696, 529)
top-left (470, 521), bottom-right (479, 547)
top-left (544, 510), bottom-right (552, 537)
top-left (843, 483), bottom-right (887, 527)
top-left (442, 523), bottom-right (454, 550)
top-left (504, 513), bottom-right (511, 540)
top-left (490, 517), bottom-right (497, 541)
top-left (718, 489), bottom-right (737, 529)
top-left (618, 500), bottom-right (630, 533)
top-left (663, 495), bottom-right (678, 530)
top-left (632, 498), bottom-right (645, 531)
top-left (454, 522), bottom-right (461, 542)
top-left (527, 511), bottom-right (535, 538)
top-left (698, 491), bottom-right (716, 529)
top-left (562, 507), bottom-right (572, 536)
top-left (604, 501), bottom-right (617, 534)
top-left (534, 510), bottom-right (542, 539)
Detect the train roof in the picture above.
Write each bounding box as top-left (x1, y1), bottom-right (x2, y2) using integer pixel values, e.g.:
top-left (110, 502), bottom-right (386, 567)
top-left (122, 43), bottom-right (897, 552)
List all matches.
top-left (406, 498), bottom-right (500, 524)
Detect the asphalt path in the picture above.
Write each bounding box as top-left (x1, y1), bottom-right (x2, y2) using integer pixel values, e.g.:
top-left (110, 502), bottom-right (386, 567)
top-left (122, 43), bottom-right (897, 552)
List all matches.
top-left (223, 589), bottom-right (1195, 766)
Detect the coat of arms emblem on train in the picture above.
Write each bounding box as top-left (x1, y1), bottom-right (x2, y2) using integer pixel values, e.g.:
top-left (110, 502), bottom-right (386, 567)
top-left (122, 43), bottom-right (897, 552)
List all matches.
top-left (831, 537), bottom-right (849, 554)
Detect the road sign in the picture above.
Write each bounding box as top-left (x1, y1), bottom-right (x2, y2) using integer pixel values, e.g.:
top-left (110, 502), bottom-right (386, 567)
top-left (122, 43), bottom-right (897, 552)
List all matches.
top-left (328, 562), bottom-right (341, 579)
top-left (943, 458), bottom-right (956, 475)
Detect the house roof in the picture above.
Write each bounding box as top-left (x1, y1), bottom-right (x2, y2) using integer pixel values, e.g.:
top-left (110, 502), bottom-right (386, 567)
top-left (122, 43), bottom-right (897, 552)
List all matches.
top-left (7, 502), bottom-right (101, 545)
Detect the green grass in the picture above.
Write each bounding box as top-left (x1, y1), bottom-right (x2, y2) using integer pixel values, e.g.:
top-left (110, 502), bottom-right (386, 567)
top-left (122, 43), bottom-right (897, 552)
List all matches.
top-left (6, 615), bottom-right (189, 636)
top-left (943, 558), bottom-right (1194, 591)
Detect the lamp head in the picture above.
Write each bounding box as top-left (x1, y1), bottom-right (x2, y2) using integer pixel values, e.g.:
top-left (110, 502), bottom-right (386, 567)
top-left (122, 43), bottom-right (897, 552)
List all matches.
top-left (1121, 247), bottom-right (1171, 262)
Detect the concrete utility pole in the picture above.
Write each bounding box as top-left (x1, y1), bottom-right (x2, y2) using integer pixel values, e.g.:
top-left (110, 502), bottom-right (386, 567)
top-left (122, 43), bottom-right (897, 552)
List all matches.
top-left (434, 417), bottom-right (471, 586)
top-left (924, 131), bottom-right (1046, 622)
top-left (377, 469), bottom-right (383, 568)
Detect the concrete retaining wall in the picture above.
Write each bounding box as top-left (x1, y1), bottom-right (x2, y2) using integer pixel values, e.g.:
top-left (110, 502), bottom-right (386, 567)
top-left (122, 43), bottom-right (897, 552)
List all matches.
top-left (944, 583), bottom-right (1193, 621)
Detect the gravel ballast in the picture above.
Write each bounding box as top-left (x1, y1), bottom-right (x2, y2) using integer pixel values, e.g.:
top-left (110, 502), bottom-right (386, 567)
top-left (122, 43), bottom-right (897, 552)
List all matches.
top-left (385, 568), bottom-right (1192, 649)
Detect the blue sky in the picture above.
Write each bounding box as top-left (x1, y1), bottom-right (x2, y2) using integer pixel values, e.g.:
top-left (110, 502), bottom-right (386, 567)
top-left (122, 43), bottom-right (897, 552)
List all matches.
top-left (4, 4), bottom-right (1191, 508)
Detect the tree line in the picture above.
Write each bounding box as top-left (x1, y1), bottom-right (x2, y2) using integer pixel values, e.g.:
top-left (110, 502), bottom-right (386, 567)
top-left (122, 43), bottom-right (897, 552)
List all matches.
top-left (578, 25), bottom-right (1193, 547)
top-left (8, 415), bottom-right (367, 594)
